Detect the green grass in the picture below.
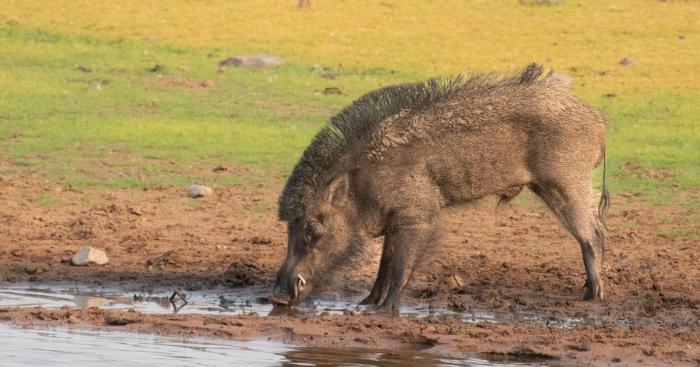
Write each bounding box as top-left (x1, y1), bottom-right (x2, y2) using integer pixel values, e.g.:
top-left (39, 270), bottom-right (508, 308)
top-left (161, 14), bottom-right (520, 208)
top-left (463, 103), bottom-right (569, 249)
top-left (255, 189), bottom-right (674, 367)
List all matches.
top-left (0, 25), bottom-right (397, 186)
top-left (594, 92), bottom-right (700, 191)
top-left (36, 193), bottom-right (62, 207)
top-left (658, 230), bottom-right (700, 240)
top-left (0, 0), bottom-right (698, 208)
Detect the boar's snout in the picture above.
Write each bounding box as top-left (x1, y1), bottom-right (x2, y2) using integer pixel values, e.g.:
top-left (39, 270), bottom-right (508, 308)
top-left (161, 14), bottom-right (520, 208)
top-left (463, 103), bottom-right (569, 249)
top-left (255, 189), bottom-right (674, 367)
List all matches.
top-left (271, 273), bottom-right (309, 307)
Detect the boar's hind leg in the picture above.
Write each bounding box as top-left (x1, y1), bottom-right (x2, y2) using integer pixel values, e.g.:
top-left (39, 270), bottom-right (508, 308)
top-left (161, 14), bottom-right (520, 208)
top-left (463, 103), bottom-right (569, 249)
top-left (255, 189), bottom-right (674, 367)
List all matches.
top-left (379, 220), bottom-right (439, 312)
top-left (528, 181), bottom-right (605, 300)
top-left (360, 237), bottom-right (394, 305)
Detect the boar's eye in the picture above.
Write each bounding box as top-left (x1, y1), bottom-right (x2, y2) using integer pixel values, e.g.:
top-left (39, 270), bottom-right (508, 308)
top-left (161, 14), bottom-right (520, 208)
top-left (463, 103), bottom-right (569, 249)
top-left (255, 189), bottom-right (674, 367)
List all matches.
top-left (303, 221), bottom-right (321, 245)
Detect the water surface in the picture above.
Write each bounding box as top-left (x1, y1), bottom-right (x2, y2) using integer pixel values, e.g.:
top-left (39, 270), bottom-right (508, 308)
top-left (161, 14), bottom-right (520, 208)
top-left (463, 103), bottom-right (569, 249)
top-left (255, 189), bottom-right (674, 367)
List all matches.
top-left (0, 284), bottom-right (583, 327)
top-left (0, 324), bottom-right (551, 367)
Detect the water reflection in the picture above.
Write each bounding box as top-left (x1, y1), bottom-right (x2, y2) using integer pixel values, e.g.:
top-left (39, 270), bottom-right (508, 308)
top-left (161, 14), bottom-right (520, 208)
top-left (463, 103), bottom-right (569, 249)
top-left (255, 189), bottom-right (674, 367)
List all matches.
top-left (0, 324), bottom-right (550, 367)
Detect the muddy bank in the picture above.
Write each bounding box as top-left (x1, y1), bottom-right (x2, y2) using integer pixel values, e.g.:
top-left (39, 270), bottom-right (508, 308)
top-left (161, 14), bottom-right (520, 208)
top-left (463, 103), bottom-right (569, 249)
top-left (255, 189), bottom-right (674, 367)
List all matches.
top-left (1, 283), bottom-right (698, 365)
top-left (0, 172), bottom-right (698, 365)
top-left (2, 306), bottom-right (696, 366)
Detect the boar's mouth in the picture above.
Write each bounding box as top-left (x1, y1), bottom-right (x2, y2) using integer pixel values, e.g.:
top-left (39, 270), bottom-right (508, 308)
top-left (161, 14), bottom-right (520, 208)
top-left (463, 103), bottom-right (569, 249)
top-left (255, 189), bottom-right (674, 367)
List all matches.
top-left (270, 274), bottom-right (307, 307)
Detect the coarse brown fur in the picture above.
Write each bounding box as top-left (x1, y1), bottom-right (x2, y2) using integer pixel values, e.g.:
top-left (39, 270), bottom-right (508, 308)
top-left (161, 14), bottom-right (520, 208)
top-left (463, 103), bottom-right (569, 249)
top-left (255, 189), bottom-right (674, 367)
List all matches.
top-left (273, 64), bottom-right (609, 311)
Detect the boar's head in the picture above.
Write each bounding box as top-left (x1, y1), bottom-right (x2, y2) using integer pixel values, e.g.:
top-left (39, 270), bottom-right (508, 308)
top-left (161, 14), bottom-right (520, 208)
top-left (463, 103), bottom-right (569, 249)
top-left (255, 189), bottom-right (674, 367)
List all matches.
top-left (272, 173), bottom-right (365, 307)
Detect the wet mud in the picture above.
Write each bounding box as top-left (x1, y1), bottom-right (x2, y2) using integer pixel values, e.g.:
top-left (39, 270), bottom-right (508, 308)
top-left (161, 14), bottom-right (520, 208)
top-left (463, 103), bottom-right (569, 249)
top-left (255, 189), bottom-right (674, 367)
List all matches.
top-left (0, 172), bottom-right (698, 365)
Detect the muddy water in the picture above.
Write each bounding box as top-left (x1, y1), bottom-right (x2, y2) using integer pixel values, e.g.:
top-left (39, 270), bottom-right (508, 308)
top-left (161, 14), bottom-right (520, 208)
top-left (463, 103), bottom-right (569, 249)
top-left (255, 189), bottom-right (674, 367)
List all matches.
top-left (0, 284), bottom-right (498, 320)
top-left (0, 284), bottom-right (584, 327)
top-left (0, 324), bottom-right (551, 366)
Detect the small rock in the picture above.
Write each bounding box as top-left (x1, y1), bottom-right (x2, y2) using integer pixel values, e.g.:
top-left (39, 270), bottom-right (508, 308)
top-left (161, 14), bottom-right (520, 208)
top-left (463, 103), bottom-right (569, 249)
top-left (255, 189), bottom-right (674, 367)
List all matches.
top-left (127, 206), bottom-right (142, 216)
top-left (441, 274), bottom-right (465, 292)
top-left (149, 64), bottom-right (164, 73)
top-left (677, 34), bottom-right (685, 40)
top-left (11, 249), bottom-right (23, 257)
top-left (218, 55), bottom-right (284, 70)
top-left (187, 184), bottom-right (212, 198)
top-left (323, 86), bottom-right (343, 95)
top-left (71, 245), bottom-right (109, 266)
top-left (212, 165), bottom-right (229, 173)
top-left (24, 266), bottom-right (38, 275)
top-left (618, 57), bottom-right (638, 66)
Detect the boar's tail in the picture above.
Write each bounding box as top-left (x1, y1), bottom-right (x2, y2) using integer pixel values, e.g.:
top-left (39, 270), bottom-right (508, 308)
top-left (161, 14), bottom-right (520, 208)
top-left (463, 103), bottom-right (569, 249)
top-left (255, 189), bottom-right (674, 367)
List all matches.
top-left (597, 148), bottom-right (610, 231)
top-left (518, 63), bottom-right (545, 83)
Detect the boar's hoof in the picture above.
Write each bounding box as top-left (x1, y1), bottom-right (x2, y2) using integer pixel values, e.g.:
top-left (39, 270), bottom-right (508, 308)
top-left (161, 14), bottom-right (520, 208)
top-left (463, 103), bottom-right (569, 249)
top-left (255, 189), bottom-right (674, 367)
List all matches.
top-left (582, 282), bottom-right (604, 301)
top-left (359, 294), bottom-right (380, 306)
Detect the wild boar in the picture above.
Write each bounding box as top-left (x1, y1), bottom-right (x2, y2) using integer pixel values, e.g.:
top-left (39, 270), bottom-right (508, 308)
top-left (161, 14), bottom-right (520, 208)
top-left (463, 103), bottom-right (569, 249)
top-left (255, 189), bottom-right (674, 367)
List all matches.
top-left (272, 64), bottom-right (609, 311)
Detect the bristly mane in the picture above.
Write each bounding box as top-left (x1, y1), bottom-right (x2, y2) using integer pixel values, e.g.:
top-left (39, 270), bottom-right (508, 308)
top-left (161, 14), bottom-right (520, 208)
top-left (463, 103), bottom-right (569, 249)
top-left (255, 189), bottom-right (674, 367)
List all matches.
top-left (278, 64), bottom-right (547, 221)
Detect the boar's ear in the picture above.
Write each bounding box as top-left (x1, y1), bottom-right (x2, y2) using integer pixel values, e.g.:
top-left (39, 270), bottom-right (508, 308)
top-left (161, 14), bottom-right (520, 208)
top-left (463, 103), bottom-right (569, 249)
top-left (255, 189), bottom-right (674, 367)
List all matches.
top-left (326, 173), bottom-right (349, 207)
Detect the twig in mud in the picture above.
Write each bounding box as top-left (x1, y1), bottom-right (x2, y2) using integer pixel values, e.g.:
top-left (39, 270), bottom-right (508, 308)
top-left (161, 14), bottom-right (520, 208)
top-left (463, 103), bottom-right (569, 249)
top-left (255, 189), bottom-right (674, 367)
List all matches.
top-left (169, 288), bottom-right (188, 313)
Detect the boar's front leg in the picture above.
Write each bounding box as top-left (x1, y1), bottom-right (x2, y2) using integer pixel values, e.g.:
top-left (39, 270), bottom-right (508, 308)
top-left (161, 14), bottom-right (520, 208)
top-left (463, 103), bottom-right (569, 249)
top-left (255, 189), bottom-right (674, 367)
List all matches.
top-left (378, 216), bottom-right (439, 312)
top-left (360, 237), bottom-right (394, 305)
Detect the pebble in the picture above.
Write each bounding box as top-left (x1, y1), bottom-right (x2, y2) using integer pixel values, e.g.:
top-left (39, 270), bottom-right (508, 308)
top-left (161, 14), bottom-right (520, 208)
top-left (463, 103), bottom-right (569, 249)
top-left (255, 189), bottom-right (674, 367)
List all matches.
top-left (618, 57), bottom-right (638, 67)
top-left (71, 245), bottom-right (109, 266)
top-left (323, 87), bottom-right (343, 95)
top-left (187, 184), bottom-right (213, 198)
top-left (441, 274), bottom-right (465, 292)
top-left (218, 55), bottom-right (284, 70)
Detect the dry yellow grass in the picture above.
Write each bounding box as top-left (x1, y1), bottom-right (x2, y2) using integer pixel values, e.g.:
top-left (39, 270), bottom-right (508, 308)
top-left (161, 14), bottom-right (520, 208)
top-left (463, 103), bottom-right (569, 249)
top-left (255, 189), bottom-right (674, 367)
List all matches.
top-left (3, 0), bottom-right (698, 92)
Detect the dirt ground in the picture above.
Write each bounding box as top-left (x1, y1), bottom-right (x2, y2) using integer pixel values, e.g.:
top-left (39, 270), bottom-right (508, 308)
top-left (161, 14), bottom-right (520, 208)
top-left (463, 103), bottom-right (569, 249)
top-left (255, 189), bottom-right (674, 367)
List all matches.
top-left (1, 169), bottom-right (698, 366)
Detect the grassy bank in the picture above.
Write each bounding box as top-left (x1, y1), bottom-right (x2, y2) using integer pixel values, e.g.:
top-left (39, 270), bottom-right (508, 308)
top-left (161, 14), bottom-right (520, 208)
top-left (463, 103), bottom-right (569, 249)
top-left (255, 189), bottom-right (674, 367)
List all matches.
top-left (0, 1), bottom-right (697, 199)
